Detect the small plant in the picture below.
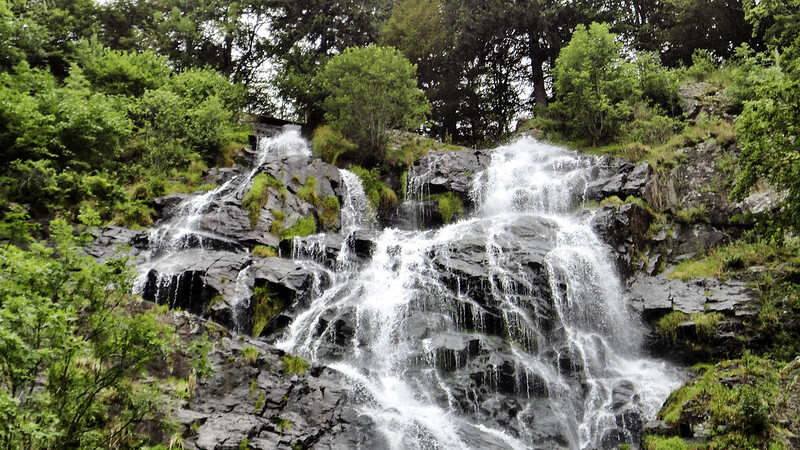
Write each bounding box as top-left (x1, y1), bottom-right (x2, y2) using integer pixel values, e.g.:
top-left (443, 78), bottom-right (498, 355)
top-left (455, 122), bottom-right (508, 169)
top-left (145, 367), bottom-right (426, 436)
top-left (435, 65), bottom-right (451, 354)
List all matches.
top-left (239, 439), bottom-right (249, 450)
top-left (279, 215), bottom-right (317, 241)
top-left (297, 176), bottom-right (320, 205)
top-left (241, 346), bottom-right (259, 363)
top-left (269, 209), bottom-right (286, 235)
top-left (242, 174), bottom-right (286, 228)
top-left (691, 312), bottom-right (723, 340)
top-left (250, 285), bottom-right (284, 337)
top-left (319, 195), bottom-right (340, 230)
top-left (254, 392), bottom-right (265, 412)
top-left (657, 311), bottom-right (688, 343)
top-left (271, 417), bottom-right (293, 435)
top-left (282, 355), bottom-right (309, 375)
top-left (436, 192), bottom-right (464, 223)
top-left (675, 205), bottom-right (708, 224)
top-left (251, 245), bottom-right (277, 258)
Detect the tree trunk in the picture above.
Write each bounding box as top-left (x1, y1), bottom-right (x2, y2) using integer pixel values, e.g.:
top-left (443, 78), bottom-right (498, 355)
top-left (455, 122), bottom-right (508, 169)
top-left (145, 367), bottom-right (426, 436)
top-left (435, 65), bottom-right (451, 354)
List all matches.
top-left (528, 33), bottom-right (548, 110)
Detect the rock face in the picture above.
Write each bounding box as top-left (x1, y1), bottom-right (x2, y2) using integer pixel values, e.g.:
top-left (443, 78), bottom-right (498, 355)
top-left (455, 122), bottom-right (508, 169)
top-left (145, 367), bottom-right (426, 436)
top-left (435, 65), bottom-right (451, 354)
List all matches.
top-left (591, 202), bottom-right (653, 278)
top-left (408, 149), bottom-right (492, 204)
top-left (161, 312), bottom-right (380, 450)
top-left (626, 273), bottom-right (757, 361)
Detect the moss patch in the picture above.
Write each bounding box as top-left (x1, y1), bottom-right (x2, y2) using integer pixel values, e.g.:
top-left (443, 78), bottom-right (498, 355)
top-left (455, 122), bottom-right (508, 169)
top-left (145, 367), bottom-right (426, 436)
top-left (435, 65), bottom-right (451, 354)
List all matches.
top-left (251, 245), bottom-right (277, 258)
top-left (350, 165), bottom-right (398, 212)
top-left (428, 192), bottom-right (464, 223)
top-left (282, 355), bottom-right (309, 375)
top-left (250, 285), bottom-right (284, 337)
top-left (279, 215), bottom-right (317, 241)
top-left (242, 174), bottom-right (286, 228)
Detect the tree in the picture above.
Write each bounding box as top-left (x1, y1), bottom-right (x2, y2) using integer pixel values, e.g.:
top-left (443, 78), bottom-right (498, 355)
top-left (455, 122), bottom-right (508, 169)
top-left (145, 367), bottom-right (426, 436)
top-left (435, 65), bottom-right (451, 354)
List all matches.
top-left (550, 23), bottom-right (640, 144)
top-left (732, 35), bottom-right (800, 233)
top-left (0, 217), bottom-right (174, 448)
top-left (315, 46), bottom-right (431, 164)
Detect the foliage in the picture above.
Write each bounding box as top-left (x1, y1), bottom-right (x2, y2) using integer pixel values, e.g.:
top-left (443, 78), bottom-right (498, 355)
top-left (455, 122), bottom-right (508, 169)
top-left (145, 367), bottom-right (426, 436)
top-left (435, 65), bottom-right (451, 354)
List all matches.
top-left (241, 346), bottom-right (259, 363)
top-left (732, 36), bottom-right (800, 233)
top-left (350, 166), bottom-right (399, 213)
top-left (279, 216), bottom-right (317, 241)
top-left (315, 45), bottom-right (431, 164)
top-left (281, 355), bottom-right (309, 376)
top-left (436, 192), bottom-right (464, 223)
top-left (251, 245), bottom-right (278, 258)
top-left (0, 219), bottom-right (174, 448)
top-left (311, 125), bottom-right (357, 165)
top-left (669, 238), bottom-right (795, 281)
top-left (74, 40), bottom-right (171, 97)
top-left (319, 196), bottom-right (341, 230)
top-left (250, 285), bottom-right (284, 338)
top-left (657, 311), bottom-right (689, 343)
top-left (242, 174), bottom-right (285, 229)
top-left (296, 176), bottom-right (320, 206)
top-left (550, 23), bottom-right (640, 145)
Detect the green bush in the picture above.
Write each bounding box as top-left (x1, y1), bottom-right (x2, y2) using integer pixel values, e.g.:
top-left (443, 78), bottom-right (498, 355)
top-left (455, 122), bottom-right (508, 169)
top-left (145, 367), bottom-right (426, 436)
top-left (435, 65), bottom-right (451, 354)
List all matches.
top-left (312, 125), bottom-right (357, 165)
top-left (282, 355), bottom-right (309, 375)
top-left (686, 49), bottom-right (716, 81)
top-left (315, 45), bottom-right (430, 164)
top-left (0, 219), bottom-right (174, 448)
top-left (550, 23), bottom-right (639, 144)
top-left (75, 40), bottom-right (171, 96)
top-left (251, 245), bottom-right (278, 258)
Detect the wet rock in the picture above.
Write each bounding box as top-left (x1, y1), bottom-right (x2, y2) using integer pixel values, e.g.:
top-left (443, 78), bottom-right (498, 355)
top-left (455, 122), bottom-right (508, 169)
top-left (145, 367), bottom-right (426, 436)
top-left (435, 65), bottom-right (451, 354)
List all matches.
top-left (151, 193), bottom-right (190, 220)
top-left (678, 82), bottom-right (716, 118)
top-left (591, 203), bottom-right (653, 278)
top-left (409, 149), bottom-right (492, 206)
top-left (87, 226), bottom-right (149, 262)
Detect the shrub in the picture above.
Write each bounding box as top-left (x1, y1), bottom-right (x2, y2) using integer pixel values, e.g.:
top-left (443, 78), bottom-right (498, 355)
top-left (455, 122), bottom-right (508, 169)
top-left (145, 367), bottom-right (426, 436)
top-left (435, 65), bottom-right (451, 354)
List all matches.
top-left (315, 45), bottom-right (430, 164)
top-left (437, 192), bottom-right (464, 223)
top-left (350, 166), bottom-right (398, 213)
top-left (686, 49), bottom-right (716, 81)
top-left (241, 346), bottom-right (259, 363)
top-left (251, 245), bottom-right (277, 258)
top-left (319, 195), bottom-right (340, 230)
top-left (311, 125), bottom-right (357, 165)
top-left (282, 355), bottom-right (309, 375)
top-left (657, 311), bottom-right (689, 343)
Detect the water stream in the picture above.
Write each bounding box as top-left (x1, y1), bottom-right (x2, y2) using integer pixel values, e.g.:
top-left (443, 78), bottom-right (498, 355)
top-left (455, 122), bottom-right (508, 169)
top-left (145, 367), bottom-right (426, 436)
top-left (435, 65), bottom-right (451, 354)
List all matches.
top-left (278, 137), bottom-right (681, 449)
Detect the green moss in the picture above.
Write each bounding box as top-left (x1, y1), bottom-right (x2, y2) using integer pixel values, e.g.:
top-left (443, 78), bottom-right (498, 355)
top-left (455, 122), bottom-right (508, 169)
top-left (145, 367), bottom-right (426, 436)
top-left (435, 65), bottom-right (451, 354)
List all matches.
top-left (642, 435), bottom-right (691, 450)
top-left (282, 355), bottom-right (309, 375)
top-left (269, 209), bottom-right (286, 235)
top-left (241, 346), bottom-right (259, 363)
top-left (251, 245), bottom-right (277, 258)
top-left (239, 439), bottom-right (249, 450)
top-left (250, 285), bottom-right (284, 337)
top-left (279, 215), bottom-right (317, 241)
top-left (272, 416), bottom-right (293, 435)
top-left (296, 176), bottom-right (319, 205)
top-left (436, 192), bottom-right (464, 223)
top-left (319, 195), bottom-right (340, 229)
top-left (675, 205), bottom-right (709, 224)
top-left (242, 174), bottom-right (286, 228)
top-left (350, 165), bottom-right (398, 212)
top-left (657, 311), bottom-right (688, 343)
top-left (254, 392), bottom-right (265, 412)
top-left (669, 239), bottom-right (793, 281)
top-left (691, 312), bottom-right (724, 340)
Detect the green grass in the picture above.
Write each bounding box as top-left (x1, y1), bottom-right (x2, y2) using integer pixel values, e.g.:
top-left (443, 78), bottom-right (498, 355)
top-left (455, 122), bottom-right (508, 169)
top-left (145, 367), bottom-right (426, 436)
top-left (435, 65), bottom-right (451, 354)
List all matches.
top-left (241, 346), bottom-right (259, 363)
top-left (655, 353), bottom-right (780, 447)
top-left (675, 205), bottom-right (709, 224)
top-left (384, 129), bottom-right (466, 170)
top-left (350, 166), bottom-right (398, 212)
top-left (669, 239), bottom-right (794, 281)
top-left (433, 192), bottom-right (464, 223)
top-left (269, 209), bottom-right (286, 235)
top-left (279, 215), bottom-right (317, 241)
top-left (657, 311), bottom-right (689, 343)
top-left (643, 436), bottom-right (693, 450)
top-left (296, 176), bottom-right (319, 205)
top-left (319, 195), bottom-right (340, 229)
top-left (251, 245), bottom-right (277, 258)
top-left (692, 312), bottom-right (724, 340)
top-left (282, 355), bottom-right (309, 375)
top-left (242, 174), bottom-right (286, 228)
top-left (250, 285), bottom-right (284, 337)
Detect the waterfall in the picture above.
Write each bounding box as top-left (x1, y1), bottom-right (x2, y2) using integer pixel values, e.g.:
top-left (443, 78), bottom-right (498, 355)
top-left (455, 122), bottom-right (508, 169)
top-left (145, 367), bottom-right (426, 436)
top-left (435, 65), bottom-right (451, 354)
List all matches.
top-left (278, 137), bottom-right (681, 449)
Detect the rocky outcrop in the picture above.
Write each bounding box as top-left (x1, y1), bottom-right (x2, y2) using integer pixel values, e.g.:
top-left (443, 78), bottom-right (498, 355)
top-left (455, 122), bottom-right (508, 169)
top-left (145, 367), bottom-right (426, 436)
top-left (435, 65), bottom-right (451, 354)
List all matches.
top-left (159, 310), bottom-right (380, 450)
top-left (591, 202), bottom-right (654, 278)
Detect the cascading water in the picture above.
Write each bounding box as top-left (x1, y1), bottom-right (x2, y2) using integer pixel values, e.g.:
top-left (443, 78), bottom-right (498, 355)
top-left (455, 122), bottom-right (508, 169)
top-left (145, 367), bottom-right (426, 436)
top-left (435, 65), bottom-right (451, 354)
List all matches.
top-left (134, 126), bottom-right (311, 324)
top-left (278, 137), bottom-right (681, 449)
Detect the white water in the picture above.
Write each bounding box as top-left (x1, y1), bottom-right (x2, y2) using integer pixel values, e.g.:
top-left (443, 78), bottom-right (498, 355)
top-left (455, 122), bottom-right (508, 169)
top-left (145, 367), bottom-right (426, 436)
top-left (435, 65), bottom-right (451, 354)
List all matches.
top-left (133, 126), bottom-right (310, 309)
top-left (279, 137), bottom-right (681, 449)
